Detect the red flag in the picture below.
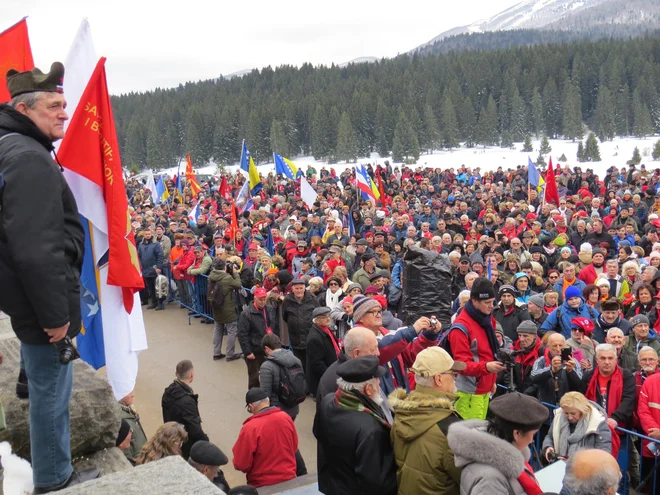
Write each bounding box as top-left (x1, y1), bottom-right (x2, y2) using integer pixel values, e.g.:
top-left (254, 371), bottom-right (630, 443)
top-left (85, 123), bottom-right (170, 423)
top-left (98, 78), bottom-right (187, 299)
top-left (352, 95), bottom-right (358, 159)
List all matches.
top-left (185, 153), bottom-right (202, 196)
top-left (544, 157), bottom-right (560, 207)
top-left (376, 169), bottom-right (390, 207)
top-left (219, 175), bottom-right (231, 201)
top-left (228, 200), bottom-right (239, 240)
top-left (0, 19), bottom-right (34, 102)
top-left (57, 58), bottom-right (144, 313)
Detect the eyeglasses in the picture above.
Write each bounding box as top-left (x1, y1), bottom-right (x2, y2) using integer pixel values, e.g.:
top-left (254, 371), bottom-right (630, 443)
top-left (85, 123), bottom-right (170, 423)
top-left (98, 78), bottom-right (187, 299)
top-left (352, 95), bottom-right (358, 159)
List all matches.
top-left (366, 310), bottom-right (382, 317)
top-left (328, 282), bottom-right (339, 287)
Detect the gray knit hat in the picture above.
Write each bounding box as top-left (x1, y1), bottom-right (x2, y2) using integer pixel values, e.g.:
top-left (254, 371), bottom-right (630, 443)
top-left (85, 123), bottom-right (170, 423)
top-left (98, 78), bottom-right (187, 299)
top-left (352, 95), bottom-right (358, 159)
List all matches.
top-left (516, 320), bottom-right (538, 334)
top-left (528, 294), bottom-right (545, 309)
top-left (352, 295), bottom-right (382, 324)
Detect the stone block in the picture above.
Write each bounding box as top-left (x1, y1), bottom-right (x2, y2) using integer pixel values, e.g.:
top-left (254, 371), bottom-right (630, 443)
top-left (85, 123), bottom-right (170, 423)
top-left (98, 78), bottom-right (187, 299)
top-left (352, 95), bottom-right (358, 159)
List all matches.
top-left (58, 455), bottom-right (225, 495)
top-left (73, 447), bottom-right (132, 476)
top-left (0, 324), bottom-right (121, 460)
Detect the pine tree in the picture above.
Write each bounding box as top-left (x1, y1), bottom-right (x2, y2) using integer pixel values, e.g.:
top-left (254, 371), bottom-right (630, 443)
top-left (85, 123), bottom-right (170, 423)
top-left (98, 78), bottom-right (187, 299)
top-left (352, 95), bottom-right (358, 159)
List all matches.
top-left (633, 89), bottom-right (654, 138)
top-left (213, 106), bottom-right (239, 165)
top-left (531, 88), bottom-right (543, 138)
top-left (185, 106), bottom-right (205, 166)
top-left (125, 117), bottom-right (147, 170)
top-left (629, 146), bottom-right (642, 165)
top-left (335, 111), bottom-right (358, 163)
top-left (146, 117), bottom-right (167, 170)
top-left (542, 78), bottom-right (561, 138)
top-left (328, 106), bottom-right (341, 154)
top-left (577, 141), bottom-right (585, 162)
top-left (311, 104), bottom-right (331, 159)
top-left (441, 94), bottom-right (459, 149)
top-left (392, 110), bottom-right (420, 162)
top-left (535, 150), bottom-right (546, 167)
top-left (562, 83), bottom-right (583, 141)
top-left (410, 106), bottom-right (425, 151)
top-left (270, 119), bottom-right (289, 157)
top-left (375, 98), bottom-right (393, 157)
top-left (461, 97), bottom-right (476, 148)
top-left (522, 135), bottom-right (533, 152)
top-left (510, 87), bottom-right (527, 142)
top-left (594, 84), bottom-right (615, 141)
top-left (476, 95), bottom-right (498, 147)
top-left (246, 108), bottom-right (266, 164)
top-left (584, 133), bottom-right (601, 162)
top-left (653, 140), bottom-right (660, 160)
top-left (615, 84), bottom-right (631, 136)
top-left (423, 104), bottom-right (441, 153)
top-left (539, 135), bottom-right (552, 154)
top-left (559, 153), bottom-right (567, 162)
top-left (500, 130), bottom-right (513, 148)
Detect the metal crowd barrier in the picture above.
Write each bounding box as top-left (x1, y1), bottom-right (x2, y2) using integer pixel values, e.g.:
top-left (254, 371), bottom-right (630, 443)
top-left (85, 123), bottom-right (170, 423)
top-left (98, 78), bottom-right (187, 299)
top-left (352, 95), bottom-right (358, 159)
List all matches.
top-left (497, 385), bottom-right (660, 494)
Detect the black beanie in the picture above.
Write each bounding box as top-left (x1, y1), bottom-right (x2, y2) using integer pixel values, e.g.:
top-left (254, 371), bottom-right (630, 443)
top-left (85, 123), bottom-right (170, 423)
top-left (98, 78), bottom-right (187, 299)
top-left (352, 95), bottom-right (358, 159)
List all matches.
top-left (471, 278), bottom-right (496, 300)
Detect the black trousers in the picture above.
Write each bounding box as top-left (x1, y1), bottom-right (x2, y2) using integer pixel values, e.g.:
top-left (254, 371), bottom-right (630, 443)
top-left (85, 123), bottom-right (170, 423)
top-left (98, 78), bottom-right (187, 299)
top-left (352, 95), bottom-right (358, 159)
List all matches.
top-left (141, 276), bottom-right (156, 305)
top-left (292, 348), bottom-right (307, 376)
top-left (245, 352), bottom-right (265, 389)
top-left (640, 455), bottom-right (660, 494)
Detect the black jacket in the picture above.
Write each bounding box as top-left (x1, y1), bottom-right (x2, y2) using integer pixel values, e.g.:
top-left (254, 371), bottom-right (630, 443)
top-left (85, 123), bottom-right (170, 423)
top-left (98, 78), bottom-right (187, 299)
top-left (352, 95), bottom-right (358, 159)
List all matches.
top-left (0, 105), bottom-right (84, 344)
top-left (306, 323), bottom-right (339, 397)
top-left (237, 302), bottom-right (280, 356)
top-left (313, 391), bottom-right (397, 495)
top-left (529, 354), bottom-right (585, 414)
top-left (493, 303), bottom-right (531, 342)
top-left (281, 292), bottom-right (319, 349)
top-left (582, 367), bottom-right (636, 427)
top-left (316, 352), bottom-right (348, 403)
top-left (161, 380), bottom-right (209, 459)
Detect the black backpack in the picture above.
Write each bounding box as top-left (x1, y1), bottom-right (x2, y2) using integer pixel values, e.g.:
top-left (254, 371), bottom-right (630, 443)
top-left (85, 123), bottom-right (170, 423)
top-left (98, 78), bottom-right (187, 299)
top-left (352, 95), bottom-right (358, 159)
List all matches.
top-left (439, 323), bottom-right (469, 358)
top-left (207, 279), bottom-right (224, 306)
top-left (277, 362), bottom-right (307, 407)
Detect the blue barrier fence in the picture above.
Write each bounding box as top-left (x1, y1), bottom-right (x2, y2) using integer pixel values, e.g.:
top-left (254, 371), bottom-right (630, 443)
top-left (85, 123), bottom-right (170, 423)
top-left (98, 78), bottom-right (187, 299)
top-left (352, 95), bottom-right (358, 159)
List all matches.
top-left (498, 383), bottom-right (660, 494)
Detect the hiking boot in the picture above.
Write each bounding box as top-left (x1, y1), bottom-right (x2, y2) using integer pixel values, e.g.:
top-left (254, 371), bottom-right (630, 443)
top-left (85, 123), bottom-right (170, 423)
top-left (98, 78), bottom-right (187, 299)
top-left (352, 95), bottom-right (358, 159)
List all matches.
top-left (213, 354), bottom-right (226, 360)
top-left (226, 353), bottom-right (243, 362)
top-left (16, 368), bottom-right (28, 399)
top-left (32, 468), bottom-right (100, 494)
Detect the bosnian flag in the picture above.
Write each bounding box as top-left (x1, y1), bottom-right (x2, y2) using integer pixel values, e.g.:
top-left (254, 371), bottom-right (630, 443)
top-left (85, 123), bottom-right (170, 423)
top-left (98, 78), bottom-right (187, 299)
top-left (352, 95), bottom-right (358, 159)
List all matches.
top-left (356, 165), bottom-right (380, 201)
top-left (58, 51), bottom-right (147, 400)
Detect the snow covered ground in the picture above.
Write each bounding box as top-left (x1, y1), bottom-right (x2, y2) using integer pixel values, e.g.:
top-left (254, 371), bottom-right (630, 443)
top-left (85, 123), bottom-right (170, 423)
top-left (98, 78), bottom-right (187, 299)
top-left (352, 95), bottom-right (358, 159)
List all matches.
top-left (158, 135), bottom-right (659, 180)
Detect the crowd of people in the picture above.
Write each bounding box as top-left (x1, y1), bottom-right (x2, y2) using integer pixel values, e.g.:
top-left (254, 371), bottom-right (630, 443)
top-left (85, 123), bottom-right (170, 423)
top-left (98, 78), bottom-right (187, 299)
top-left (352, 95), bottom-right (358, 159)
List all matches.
top-left (3, 60), bottom-right (660, 495)
top-left (120, 157), bottom-right (660, 495)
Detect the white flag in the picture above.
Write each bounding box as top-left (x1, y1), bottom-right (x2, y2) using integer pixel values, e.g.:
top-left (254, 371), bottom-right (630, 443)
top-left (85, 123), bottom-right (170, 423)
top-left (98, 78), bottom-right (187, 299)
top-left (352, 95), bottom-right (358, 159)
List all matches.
top-left (300, 175), bottom-right (318, 210)
top-left (146, 169), bottom-right (158, 204)
top-left (60, 19), bottom-right (147, 400)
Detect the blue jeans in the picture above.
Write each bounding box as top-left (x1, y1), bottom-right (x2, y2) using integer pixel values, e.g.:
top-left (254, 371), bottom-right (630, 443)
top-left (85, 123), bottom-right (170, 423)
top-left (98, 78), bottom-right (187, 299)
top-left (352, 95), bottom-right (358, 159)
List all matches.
top-left (21, 343), bottom-right (73, 488)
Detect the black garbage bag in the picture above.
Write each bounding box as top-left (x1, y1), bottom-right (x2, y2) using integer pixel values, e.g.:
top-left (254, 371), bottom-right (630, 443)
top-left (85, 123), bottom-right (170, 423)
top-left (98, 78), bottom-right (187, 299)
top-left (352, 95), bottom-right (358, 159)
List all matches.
top-left (400, 246), bottom-right (453, 328)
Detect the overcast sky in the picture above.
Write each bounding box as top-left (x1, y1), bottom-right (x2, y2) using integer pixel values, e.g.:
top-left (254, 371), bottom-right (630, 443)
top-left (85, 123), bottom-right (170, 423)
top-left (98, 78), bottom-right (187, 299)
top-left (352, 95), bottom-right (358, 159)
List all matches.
top-left (2, 0), bottom-right (519, 95)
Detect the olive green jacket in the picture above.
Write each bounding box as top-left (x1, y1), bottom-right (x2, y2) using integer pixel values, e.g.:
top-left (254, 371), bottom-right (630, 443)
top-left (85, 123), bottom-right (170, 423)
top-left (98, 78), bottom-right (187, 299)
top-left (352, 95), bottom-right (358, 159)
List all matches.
top-left (119, 404), bottom-right (148, 464)
top-left (389, 386), bottom-right (462, 495)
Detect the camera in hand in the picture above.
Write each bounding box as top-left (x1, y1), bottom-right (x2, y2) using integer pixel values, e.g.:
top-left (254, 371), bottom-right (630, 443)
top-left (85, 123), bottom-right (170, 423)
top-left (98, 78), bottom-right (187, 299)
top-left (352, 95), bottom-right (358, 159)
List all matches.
top-left (546, 450), bottom-right (559, 463)
top-left (498, 348), bottom-right (523, 369)
top-left (54, 336), bottom-right (80, 365)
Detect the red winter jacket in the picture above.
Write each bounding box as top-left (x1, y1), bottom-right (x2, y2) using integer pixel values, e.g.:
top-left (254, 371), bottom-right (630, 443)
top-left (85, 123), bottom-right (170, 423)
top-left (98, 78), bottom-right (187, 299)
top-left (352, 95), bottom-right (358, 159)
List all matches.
top-left (578, 263), bottom-right (601, 286)
top-left (232, 407), bottom-right (298, 487)
top-left (637, 371), bottom-right (660, 457)
top-left (173, 247), bottom-right (195, 281)
top-left (448, 309), bottom-right (498, 395)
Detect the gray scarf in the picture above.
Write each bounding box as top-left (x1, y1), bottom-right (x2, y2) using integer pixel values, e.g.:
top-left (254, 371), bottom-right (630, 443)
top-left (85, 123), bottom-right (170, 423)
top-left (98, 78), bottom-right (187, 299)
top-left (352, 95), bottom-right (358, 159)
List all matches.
top-left (555, 414), bottom-right (589, 458)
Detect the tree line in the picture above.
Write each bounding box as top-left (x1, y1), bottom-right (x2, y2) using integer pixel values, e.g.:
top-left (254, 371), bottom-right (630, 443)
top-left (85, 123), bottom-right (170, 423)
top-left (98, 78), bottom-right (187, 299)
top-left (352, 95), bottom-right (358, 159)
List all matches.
top-left (111, 35), bottom-right (660, 171)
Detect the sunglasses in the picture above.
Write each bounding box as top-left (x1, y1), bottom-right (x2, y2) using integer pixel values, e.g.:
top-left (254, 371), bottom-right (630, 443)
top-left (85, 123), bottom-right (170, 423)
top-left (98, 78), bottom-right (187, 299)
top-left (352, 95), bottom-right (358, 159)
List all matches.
top-left (328, 282), bottom-right (339, 287)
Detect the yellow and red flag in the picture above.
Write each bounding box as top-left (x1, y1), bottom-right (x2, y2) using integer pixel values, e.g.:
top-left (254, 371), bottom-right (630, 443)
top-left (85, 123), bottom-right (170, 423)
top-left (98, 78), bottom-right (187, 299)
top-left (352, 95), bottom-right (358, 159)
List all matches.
top-left (58, 57), bottom-right (144, 314)
top-left (0, 18), bottom-right (34, 102)
top-left (185, 153), bottom-right (202, 196)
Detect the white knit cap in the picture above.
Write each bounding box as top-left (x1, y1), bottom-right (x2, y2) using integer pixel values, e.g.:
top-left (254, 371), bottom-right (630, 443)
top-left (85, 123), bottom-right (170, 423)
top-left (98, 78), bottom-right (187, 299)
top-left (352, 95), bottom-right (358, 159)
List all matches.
top-left (580, 243), bottom-right (592, 253)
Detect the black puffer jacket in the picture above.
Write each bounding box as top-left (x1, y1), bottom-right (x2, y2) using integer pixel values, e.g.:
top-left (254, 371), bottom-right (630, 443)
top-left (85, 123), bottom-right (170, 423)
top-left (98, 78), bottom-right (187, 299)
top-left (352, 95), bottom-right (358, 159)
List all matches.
top-left (493, 302), bottom-right (531, 342)
top-left (281, 292), bottom-right (319, 349)
top-left (0, 105), bottom-right (84, 344)
top-left (237, 302), bottom-right (280, 356)
top-left (161, 380), bottom-right (209, 459)
top-left (306, 323), bottom-right (339, 396)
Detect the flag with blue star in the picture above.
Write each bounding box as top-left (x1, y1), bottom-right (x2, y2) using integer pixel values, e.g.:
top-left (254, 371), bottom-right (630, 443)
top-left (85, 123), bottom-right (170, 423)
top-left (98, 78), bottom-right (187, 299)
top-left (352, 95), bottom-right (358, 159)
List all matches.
top-left (77, 216), bottom-right (106, 369)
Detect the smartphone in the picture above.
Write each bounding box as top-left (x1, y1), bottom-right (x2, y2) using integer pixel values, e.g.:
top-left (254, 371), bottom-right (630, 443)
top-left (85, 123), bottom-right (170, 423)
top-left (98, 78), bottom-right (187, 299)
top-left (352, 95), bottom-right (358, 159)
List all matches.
top-left (572, 349), bottom-right (584, 362)
top-left (561, 348), bottom-right (572, 362)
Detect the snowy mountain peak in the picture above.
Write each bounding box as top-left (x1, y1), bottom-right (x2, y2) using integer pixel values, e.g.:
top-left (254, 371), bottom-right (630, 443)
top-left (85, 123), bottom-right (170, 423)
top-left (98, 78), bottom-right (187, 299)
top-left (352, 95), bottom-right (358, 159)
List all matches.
top-left (417, 0), bottom-right (621, 49)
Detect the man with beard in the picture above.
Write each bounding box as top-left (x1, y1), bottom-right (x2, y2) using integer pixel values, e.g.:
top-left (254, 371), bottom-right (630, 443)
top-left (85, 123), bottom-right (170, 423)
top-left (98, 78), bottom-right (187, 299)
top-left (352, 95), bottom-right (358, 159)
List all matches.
top-left (508, 320), bottom-right (546, 393)
top-left (314, 356), bottom-right (397, 495)
top-left (578, 248), bottom-right (606, 285)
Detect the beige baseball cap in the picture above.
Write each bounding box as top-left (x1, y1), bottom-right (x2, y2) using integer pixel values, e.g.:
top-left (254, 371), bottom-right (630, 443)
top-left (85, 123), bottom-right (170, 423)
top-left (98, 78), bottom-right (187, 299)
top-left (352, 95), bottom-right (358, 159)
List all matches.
top-left (410, 347), bottom-right (466, 377)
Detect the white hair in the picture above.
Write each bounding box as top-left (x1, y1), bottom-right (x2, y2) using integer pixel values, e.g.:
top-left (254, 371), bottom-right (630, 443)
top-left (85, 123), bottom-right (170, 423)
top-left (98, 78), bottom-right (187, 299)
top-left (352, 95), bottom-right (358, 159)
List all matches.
top-left (336, 377), bottom-right (379, 394)
top-left (622, 260), bottom-right (640, 274)
top-left (414, 375), bottom-right (435, 388)
top-left (562, 455), bottom-right (620, 495)
top-left (458, 290), bottom-right (471, 301)
top-left (638, 346), bottom-right (658, 358)
top-left (448, 250), bottom-right (460, 259)
top-left (606, 327), bottom-right (623, 338)
top-left (595, 343), bottom-right (617, 357)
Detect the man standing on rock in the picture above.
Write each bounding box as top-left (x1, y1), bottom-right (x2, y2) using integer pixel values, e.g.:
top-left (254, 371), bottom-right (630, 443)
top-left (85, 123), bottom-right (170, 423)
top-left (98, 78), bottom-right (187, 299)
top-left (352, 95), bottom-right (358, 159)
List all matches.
top-left (0, 63), bottom-right (99, 492)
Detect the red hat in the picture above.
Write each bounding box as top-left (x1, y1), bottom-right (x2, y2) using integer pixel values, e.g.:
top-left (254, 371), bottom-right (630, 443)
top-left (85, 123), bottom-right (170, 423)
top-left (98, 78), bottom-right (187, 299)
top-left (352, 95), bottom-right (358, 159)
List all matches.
top-left (254, 288), bottom-right (268, 298)
top-left (526, 212), bottom-right (537, 221)
top-left (571, 316), bottom-right (594, 334)
top-left (576, 211), bottom-right (588, 218)
top-left (372, 294), bottom-right (387, 309)
top-left (342, 296), bottom-right (353, 306)
top-left (248, 243), bottom-right (259, 251)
